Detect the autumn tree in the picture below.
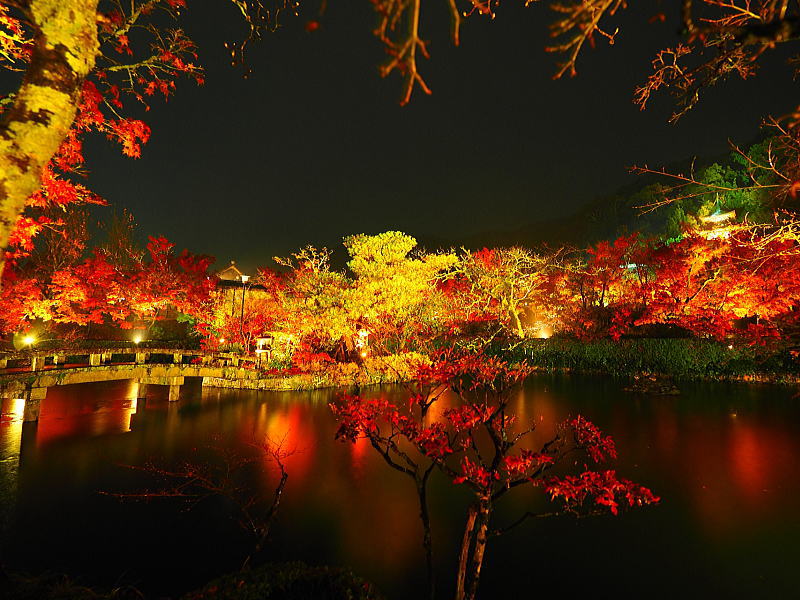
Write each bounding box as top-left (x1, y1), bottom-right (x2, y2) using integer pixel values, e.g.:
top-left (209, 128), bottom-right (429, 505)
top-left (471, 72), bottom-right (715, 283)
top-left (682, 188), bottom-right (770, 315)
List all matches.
top-left (273, 245), bottom-right (354, 357)
top-left (555, 234), bottom-right (654, 339)
top-left (24, 206), bottom-right (89, 280)
top-left (0, 0), bottom-right (271, 282)
top-left (0, 0), bottom-right (98, 278)
top-left (0, 233), bottom-right (215, 336)
top-left (242, 233), bottom-right (456, 362)
top-left (455, 246), bottom-right (562, 339)
top-left (634, 228), bottom-right (800, 342)
top-left (344, 231), bottom-right (457, 355)
top-left (123, 235), bottom-right (216, 331)
top-left (332, 351), bottom-right (659, 600)
top-left (4, 0), bottom-right (796, 286)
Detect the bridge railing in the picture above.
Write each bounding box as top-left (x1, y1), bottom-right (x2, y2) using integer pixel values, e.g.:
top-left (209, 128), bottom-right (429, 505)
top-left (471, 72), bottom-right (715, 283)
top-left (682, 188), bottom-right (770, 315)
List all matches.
top-left (0, 346), bottom-right (256, 373)
top-left (0, 346), bottom-right (273, 423)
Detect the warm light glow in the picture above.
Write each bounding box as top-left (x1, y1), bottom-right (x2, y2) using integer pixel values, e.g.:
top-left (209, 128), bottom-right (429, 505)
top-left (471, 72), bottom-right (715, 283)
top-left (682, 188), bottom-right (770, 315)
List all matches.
top-left (728, 344), bottom-right (734, 350)
top-left (219, 337), bottom-right (226, 344)
top-left (355, 329), bottom-right (370, 351)
top-left (132, 335), bottom-right (142, 344)
top-left (360, 350), bottom-right (368, 358)
top-left (240, 274), bottom-right (250, 283)
top-left (701, 227), bottom-right (733, 240)
top-left (10, 398), bottom-right (25, 420)
top-left (532, 322), bottom-right (553, 339)
top-left (700, 210), bottom-right (736, 225)
top-left (23, 335), bottom-right (35, 346)
top-left (698, 210), bottom-right (736, 240)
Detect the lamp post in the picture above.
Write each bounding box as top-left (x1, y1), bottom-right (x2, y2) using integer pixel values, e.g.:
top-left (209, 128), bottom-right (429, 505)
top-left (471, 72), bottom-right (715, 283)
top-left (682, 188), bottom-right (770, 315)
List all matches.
top-left (239, 274), bottom-right (250, 350)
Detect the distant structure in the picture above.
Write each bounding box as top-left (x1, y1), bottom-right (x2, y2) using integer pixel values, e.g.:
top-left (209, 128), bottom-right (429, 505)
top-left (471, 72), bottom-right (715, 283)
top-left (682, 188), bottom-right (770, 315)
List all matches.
top-left (215, 261), bottom-right (268, 319)
top-left (698, 210), bottom-right (737, 240)
top-left (216, 260), bottom-right (246, 282)
top-left (216, 261), bottom-right (251, 318)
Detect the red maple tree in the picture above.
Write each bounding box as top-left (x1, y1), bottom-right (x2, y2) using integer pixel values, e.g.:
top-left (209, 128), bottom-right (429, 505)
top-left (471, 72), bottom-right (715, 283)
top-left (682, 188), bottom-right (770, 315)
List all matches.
top-left (331, 350), bottom-right (659, 600)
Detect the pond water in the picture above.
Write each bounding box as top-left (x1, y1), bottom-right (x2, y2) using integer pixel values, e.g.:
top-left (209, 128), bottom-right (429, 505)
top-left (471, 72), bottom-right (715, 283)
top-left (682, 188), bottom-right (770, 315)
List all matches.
top-left (1, 375), bottom-right (799, 599)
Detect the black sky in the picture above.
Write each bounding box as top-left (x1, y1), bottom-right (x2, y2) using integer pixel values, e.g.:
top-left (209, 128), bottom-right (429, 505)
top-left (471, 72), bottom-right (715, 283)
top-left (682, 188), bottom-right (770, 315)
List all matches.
top-left (81, 1), bottom-right (800, 272)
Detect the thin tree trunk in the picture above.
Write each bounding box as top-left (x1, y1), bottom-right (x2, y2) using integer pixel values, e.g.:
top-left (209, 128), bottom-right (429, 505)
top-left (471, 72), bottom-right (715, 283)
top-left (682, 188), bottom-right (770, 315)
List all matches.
top-left (455, 505), bottom-right (478, 600)
top-left (455, 498), bottom-right (492, 600)
top-left (0, 0), bottom-right (99, 283)
top-left (417, 475), bottom-right (436, 600)
top-left (465, 499), bottom-right (491, 600)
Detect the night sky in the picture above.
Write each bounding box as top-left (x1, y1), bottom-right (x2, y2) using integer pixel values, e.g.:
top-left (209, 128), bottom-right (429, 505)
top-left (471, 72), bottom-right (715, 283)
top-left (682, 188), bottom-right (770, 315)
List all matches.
top-left (80, 1), bottom-right (799, 272)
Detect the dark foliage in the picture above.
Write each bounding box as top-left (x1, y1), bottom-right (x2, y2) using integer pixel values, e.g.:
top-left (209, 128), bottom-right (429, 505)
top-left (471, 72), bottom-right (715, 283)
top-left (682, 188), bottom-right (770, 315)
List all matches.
top-left (181, 562), bottom-right (384, 600)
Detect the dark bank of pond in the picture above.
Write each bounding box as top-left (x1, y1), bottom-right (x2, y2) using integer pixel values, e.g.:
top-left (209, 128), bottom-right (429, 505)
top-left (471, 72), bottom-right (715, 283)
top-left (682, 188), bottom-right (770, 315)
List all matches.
top-left (1, 374), bottom-right (799, 599)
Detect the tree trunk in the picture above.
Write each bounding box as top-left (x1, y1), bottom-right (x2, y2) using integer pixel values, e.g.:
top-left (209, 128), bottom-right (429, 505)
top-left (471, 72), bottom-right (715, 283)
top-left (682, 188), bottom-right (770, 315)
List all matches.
top-left (0, 0), bottom-right (99, 282)
top-left (417, 476), bottom-right (436, 600)
top-left (510, 307), bottom-right (525, 338)
top-left (465, 498), bottom-right (491, 600)
top-left (455, 498), bottom-right (492, 600)
top-left (455, 505), bottom-right (477, 600)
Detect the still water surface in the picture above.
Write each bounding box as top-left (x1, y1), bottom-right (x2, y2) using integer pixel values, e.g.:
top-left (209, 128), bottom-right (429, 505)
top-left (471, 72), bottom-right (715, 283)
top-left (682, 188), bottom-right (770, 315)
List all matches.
top-left (1, 375), bottom-right (799, 599)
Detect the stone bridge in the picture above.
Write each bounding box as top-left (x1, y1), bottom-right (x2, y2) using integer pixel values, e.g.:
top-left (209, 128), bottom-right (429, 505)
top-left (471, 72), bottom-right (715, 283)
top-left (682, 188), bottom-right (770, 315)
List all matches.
top-left (0, 347), bottom-right (265, 422)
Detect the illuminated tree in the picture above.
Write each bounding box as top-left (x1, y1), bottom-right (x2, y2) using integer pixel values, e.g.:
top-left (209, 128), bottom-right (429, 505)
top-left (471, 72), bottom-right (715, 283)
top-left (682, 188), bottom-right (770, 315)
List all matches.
top-left (555, 234), bottom-right (654, 339)
top-left (0, 233), bottom-right (214, 336)
top-left (122, 235), bottom-right (216, 330)
top-left (633, 227), bottom-right (800, 342)
top-left (0, 0), bottom-right (98, 278)
top-left (344, 231), bottom-right (457, 354)
top-left (332, 351), bottom-right (659, 600)
top-left (4, 0), bottom-right (796, 288)
top-left (274, 245), bottom-right (354, 356)
top-left (0, 0), bottom-right (273, 282)
top-left (256, 233), bottom-right (456, 361)
top-left (541, 224), bottom-right (800, 344)
top-left (26, 206), bottom-right (89, 280)
top-left (456, 247), bottom-right (562, 339)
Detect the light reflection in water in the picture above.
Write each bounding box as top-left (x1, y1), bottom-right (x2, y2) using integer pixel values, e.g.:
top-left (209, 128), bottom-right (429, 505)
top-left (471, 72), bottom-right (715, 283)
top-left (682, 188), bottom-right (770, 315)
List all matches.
top-left (0, 397), bottom-right (26, 528)
top-left (36, 382), bottom-right (140, 444)
top-left (0, 376), bottom-right (798, 599)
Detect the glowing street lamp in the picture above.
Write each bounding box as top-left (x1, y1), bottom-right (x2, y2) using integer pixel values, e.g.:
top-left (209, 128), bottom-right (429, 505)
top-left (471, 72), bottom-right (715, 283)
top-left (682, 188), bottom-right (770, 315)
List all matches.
top-left (23, 334), bottom-right (35, 347)
top-left (132, 334), bottom-right (143, 344)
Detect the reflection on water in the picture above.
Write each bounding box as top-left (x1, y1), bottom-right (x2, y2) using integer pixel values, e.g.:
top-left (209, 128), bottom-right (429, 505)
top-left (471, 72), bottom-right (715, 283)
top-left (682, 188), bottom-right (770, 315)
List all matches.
top-left (1, 376), bottom-right (799, 599)
top-left (0, 397), bottom-right (25, 529)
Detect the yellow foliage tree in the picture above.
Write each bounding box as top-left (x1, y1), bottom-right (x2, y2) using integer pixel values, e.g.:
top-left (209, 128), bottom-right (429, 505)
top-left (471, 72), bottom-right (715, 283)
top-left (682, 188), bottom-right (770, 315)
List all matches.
top-left (344, 231), bottom-right (457, 353)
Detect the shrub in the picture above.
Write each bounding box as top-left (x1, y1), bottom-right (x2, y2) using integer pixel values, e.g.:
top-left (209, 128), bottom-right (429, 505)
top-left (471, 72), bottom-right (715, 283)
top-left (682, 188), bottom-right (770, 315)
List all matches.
top-left (182, 562), bottom-right (384, 600)
top-left (361, 351), bottom-right (431, 383)
top-left (499, 338), bottom-right (799, 379)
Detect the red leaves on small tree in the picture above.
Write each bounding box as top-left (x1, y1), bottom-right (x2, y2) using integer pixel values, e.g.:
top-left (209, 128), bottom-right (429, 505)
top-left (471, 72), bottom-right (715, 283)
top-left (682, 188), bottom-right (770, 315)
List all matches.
top-left (331, 351), bottom-right (658, 600)
top-left (545, 470), bottom-right (661, 516)
top-left (564, 415), bottom-right (617, 462)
